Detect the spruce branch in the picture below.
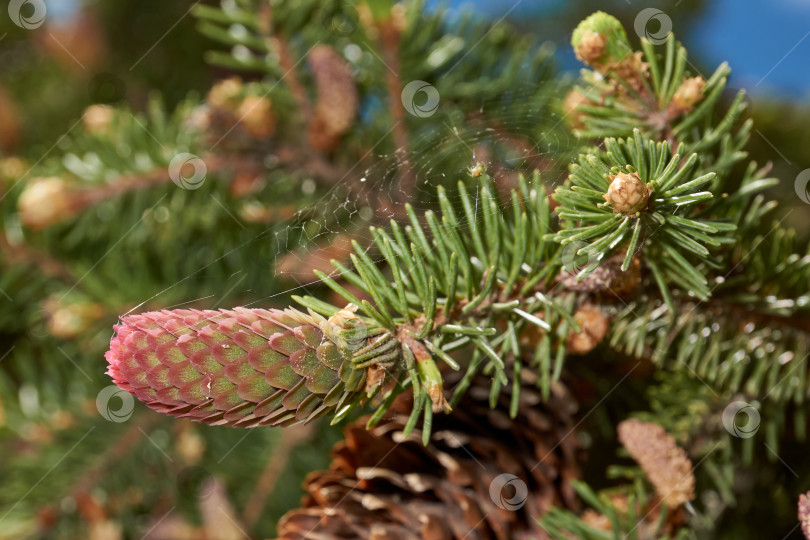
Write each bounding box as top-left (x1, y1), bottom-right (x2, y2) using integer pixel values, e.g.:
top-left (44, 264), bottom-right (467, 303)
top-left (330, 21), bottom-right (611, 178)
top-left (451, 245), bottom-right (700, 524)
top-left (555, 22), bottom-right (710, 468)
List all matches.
top-left (567, 12), bottom-right (744, 156)
top-left (540, 480), bottom-right (694, 539)
top-left (552, 129), bottom-right (736, 303)
top-left (294, 170), bottom-right (583, 435)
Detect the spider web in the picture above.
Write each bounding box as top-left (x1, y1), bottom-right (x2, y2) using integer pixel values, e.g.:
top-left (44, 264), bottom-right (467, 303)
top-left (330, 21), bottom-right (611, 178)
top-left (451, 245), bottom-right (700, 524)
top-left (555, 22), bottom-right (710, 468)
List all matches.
top-left (134, 81), bottom-right (578, 316)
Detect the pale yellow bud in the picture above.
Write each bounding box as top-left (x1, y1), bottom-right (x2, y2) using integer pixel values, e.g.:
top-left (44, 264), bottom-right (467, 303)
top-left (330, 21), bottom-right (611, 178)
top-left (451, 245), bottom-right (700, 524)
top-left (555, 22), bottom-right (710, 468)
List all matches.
top-left (18, 177), bottom-right (78, 229)
top-left (46, 300), bottom-right (105, 339)
top-left (603, 172), bottom-right (653, 214)
top-left (237, 95), bottom-right (275, 138)
top-left (206, 77), bottom-right (243, 111)
top-left (82, 104), bottom-right (114, 135)
top-left (672, 76), bottom-right (706, 110)
top-left (574, 30), bottom-right (607, 65)
top-left (563, 89), bottom-right (592, 130)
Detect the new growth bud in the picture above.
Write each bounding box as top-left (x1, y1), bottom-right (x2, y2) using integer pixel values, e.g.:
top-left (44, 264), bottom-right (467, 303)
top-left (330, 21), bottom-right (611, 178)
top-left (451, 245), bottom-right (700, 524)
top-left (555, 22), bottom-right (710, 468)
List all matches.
top-left (603, 172), bottom-right (653, 214)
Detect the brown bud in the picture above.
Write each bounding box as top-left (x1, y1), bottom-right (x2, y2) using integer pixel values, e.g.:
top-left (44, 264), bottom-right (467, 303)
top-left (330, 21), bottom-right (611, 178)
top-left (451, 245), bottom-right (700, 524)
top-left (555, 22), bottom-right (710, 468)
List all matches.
top-left (609, 52), bottom-right (649, 91)
top-left (563, 89), bottom-right (592, 130)
top-left (603, 172), bottom-right (652, 214)
top-left (672, 76), bottom-right (706, 110)
top-left (88, 520), bottom-right (122, 540)
top-left (83, 104), bottom-right (114, 135)
top-left (618, 419), bottom-right (695, 508)
top-left (566, 304), bottom-right (609, 355)
top-left (18, 177), bottom-right (79, 230)
top-left (574, 30), bottom-right (607, 65)
top-left (581, 509), bottom-right (612, 531)
top-left (207, 77), bottom-right (243, 112)
top-left (45, 299), bottom-right (106, 339)
top-left (0, 156), bottom-right (28, 181)
top-left (237, 95), bottom-right (275, 138)
top-left (237, 202), bottom-right (296, 224)
top-left (176, 426), bottom-right (205, 465)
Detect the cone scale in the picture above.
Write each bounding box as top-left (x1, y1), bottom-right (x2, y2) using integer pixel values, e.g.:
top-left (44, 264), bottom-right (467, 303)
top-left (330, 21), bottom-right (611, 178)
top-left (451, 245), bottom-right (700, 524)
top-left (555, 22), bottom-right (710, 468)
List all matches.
top-left (105, 307), bottom-right (377, 427)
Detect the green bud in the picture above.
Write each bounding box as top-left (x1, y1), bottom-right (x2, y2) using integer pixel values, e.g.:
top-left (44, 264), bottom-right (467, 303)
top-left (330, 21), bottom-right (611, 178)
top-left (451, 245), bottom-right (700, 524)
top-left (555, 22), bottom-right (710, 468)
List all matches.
top-left (571, 12), bottom-right (632, 69)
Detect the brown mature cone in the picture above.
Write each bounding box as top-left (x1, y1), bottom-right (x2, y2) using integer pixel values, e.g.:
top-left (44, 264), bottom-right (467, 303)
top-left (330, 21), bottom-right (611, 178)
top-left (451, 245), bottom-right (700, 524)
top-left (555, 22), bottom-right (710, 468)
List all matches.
top-left (276, 372), bottom-right (582, 540)
top-left (617, 419), bottom-right (695, 508)
top-left (307, 45), bottom-right (358, 152)
top-left (558, 250), bottom-right (641, 296)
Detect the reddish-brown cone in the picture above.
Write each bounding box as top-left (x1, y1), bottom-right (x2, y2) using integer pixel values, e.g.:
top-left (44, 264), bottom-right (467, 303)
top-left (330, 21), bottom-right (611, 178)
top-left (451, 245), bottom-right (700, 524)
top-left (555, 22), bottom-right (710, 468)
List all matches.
top-left (276, 371), bottom-right (582, 539)
top-left (105, 307), bottom-right (382, 428)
